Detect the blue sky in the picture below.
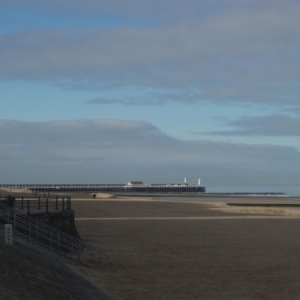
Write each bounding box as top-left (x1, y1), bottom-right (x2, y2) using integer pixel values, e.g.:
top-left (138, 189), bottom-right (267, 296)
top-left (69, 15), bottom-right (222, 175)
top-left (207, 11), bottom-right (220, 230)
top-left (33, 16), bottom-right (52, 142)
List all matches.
top-left (1, 0), bottom-right (300, 186)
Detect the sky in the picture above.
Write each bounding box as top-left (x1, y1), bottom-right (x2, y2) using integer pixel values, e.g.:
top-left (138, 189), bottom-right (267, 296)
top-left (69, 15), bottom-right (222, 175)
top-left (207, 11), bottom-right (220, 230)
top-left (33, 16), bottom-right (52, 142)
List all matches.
top-left (1, 0), bottom-right (300, 186)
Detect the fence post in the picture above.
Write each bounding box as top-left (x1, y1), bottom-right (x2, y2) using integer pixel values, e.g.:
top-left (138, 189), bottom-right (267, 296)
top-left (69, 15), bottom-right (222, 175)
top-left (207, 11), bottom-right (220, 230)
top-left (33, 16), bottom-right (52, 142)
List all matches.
top-left (13, 211), bottom-right (16, 230)
top-left (46, 198), bottom-right (48, 213)
top-left (38, 197), bottom-right (41, 210)
top-left (6, 195), bottom-right (15, 208)
top-left (62, 198), bottom-right (65, 211)
top-left (55, 196), bottom-right (58, 209)
top-left (21, 197), bottom-right (24, 209)
top-left (4, 224), bottom-right (13, 246)
top-left (36, 223), bottom-right (38, 242)
top-left (78, 240), bottom-right (81, 262)
top-left (27, 200), bottom-right (30, 215)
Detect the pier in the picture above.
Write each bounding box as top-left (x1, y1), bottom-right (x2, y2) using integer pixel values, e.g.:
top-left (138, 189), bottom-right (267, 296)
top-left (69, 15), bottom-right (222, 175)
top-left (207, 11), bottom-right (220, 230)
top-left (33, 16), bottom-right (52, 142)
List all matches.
top-left (0, 182), bottom-right (206, 193)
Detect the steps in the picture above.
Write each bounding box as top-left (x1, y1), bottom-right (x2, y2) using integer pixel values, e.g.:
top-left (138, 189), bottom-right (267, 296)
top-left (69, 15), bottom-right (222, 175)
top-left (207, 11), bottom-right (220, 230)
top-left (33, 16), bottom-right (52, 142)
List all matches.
top-left (0, 202), bottom-right (109, 265)
top-left (12, 230), bottom-right (86, 265)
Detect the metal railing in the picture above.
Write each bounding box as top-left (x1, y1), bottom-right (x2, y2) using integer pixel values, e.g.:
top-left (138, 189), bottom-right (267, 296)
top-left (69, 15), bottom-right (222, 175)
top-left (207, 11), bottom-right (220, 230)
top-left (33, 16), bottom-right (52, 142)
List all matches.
top-left (1, 196), bottom-right (71, 214)
top-left (0, 202), bottom-right (109, 265)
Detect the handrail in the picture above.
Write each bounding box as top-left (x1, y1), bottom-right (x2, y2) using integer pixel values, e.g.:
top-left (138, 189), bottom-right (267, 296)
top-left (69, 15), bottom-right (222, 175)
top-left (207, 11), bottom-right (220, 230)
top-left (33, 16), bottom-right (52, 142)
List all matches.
top-left (0, 202), bottom-right (109, 264)
top-left (1, 196), bottom-right (71, 213)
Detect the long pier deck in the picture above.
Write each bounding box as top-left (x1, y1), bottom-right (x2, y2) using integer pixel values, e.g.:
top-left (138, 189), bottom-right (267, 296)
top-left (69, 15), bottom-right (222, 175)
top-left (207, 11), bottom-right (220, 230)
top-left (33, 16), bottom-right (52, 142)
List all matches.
top-left (0, 183), bottom-right (206, 193)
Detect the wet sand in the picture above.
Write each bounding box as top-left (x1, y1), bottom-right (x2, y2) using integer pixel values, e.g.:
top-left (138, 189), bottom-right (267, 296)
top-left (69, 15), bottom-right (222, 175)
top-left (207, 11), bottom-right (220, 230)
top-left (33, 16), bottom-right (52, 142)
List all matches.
top-left (68, 196), bottom-right (300, 300)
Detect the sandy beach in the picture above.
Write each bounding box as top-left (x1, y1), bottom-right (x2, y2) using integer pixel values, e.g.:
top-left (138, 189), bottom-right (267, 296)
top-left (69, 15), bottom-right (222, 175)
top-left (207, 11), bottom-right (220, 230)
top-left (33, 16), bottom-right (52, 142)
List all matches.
top-left (65, 195), bottom-right (300, 300)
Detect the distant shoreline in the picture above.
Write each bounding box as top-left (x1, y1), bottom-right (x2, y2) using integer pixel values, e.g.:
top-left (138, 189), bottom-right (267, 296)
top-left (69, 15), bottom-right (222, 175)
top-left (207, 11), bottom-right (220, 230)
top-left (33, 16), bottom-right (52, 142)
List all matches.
top-left (110, 192), bottom-right (287, 198)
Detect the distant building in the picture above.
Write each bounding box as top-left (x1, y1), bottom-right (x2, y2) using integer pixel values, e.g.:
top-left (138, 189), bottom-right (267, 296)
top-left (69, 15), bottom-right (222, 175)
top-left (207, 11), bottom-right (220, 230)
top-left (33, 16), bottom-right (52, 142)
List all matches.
top-left (126, 181), bottom-right (150, 187)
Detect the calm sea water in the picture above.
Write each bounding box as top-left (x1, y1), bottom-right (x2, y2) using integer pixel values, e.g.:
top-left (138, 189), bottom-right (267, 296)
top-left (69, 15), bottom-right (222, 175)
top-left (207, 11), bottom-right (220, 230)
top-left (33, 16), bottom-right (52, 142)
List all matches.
top-left (207, 185), bottom-right (300, 197)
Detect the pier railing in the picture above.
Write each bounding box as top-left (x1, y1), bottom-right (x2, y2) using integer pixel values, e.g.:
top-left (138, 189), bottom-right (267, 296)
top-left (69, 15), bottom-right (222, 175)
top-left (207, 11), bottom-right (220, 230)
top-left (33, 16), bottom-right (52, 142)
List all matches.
top-left (1, 196), bottom-right (71, 214)
top-left (0, 201), bottom-right (109, 265)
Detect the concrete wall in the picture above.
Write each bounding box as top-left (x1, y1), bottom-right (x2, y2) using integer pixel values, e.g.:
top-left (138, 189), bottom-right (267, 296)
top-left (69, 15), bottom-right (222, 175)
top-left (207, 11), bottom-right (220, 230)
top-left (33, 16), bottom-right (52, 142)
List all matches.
top-left (29, 210), bottom-right (80, 239)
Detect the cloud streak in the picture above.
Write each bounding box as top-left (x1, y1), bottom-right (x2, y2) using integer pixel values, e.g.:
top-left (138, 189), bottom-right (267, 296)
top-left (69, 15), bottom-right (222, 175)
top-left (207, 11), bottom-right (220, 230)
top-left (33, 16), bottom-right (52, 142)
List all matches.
top-left (198, 115), bottom-right (300, 136)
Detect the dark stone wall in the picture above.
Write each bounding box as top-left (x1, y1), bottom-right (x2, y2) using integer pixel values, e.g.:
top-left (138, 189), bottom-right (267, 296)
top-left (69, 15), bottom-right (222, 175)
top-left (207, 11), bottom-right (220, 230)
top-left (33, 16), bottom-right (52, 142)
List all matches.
top-left (29, 210), bottom-right (80, 239)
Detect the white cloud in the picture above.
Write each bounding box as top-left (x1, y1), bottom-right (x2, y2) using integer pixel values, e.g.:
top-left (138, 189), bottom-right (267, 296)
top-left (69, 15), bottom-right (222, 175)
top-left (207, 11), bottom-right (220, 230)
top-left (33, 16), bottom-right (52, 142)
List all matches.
top-left (1, 119), bottom-right (300, 184)
top-left (1, 1), bottom-right (300, 106)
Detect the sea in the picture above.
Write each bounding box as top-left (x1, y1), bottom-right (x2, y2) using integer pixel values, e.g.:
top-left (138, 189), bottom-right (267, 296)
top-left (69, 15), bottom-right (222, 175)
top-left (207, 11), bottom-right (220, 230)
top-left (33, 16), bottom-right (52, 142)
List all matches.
top-left (207, 185), bottom-right (300, 197)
